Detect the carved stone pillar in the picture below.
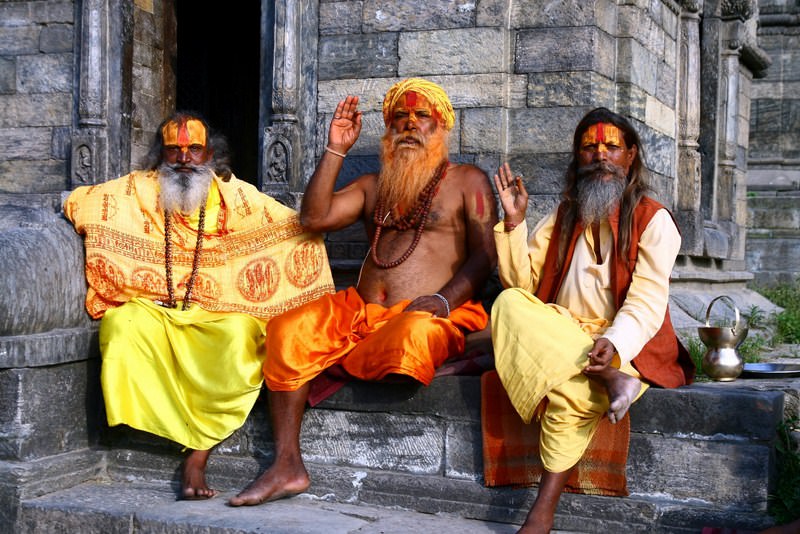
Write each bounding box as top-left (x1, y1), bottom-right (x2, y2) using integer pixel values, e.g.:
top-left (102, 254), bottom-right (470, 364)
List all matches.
top-left (262, 0), bottom-right (318, 207)
top-left (676, 0), bottom-right (704, 256)
top-left (70, 0), bottom-right (109, 188)
top-left (699, 0), bottom-right (769, 262)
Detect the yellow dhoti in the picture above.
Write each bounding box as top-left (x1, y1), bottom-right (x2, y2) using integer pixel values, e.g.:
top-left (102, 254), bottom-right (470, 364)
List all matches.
top-left (491, 288), bottom-right (647, 472)
top-left (99, 297), bottom-right (267, 450)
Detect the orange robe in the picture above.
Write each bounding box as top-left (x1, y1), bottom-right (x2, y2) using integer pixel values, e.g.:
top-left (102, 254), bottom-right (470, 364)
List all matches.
top-left (264, 286), bottom-right (488, 391)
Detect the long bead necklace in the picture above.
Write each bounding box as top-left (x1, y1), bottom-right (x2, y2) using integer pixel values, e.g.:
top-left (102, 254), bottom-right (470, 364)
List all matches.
top-left (162, 205), bottom-right (206, 310)
top-left (370, 161), bottom-right (448, 269)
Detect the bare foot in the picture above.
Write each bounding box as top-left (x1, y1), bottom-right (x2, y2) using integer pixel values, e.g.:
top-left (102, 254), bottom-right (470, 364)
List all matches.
top-left (517, 510), bottom-right (553, 534)
top-left (181, 449), bottom-right (217, 500)
top-left (605, 371), bottom-right (642, 424)
top-left (227, 461), bottom-right (310, 506)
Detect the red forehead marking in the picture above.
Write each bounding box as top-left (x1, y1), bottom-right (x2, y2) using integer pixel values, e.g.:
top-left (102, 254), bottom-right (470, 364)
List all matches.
top-left (405, 91), bottom-right (418, 107)
top-left (475, 192), bottom-right (485, 218)
top-left (595, 122), bottom-right (606, 144)
top-left (177, 121), bottom-right (190, 146)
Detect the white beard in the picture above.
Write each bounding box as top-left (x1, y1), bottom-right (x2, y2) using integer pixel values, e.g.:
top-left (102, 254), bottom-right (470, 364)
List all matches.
top-left (576, 162), bottom-right (627, 226)
top-left (158, 163), bottom-right (214, 214)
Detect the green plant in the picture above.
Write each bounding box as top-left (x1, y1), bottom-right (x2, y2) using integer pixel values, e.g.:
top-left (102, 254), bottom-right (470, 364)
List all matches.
top-left (738, 334), bottom-right (769, 363)
top-left (754, 279), bottom-right (800, 344)
top-left (769, 417), bottom-right (800, 524)
top-left (745, 305), bottom-right (766, 329)
top-left (776, 310), bottom-right (800, 344)
top-left (685, 336), bottom-right (707, 378)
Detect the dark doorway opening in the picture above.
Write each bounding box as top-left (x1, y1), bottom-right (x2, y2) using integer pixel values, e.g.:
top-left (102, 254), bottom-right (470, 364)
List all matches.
top-left (176, 4), bottom-right (261, 185)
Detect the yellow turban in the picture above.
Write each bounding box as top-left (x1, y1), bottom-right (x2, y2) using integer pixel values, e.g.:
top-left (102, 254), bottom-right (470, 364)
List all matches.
top-left (382, 78), bottom-right (455, 131)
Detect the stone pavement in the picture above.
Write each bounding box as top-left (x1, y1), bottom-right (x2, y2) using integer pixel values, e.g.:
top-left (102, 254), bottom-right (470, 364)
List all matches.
top-left (18, 479), bottom-right (548, 534)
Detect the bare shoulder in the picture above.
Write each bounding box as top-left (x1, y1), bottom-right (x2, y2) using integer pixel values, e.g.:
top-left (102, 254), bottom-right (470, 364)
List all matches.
top-left (446, 163), bottom-right (492, 191)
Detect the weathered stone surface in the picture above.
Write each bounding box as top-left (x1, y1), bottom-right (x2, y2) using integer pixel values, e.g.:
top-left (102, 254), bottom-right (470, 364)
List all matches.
top-left (656, 61), bottom-right (677, 109)
top-left (0, 160), bottom-right (67, 193)
top-left (516, 27), bottom-right (615, 79)
top-left (618, 38), bottom-right (658, 95)
top-left (319, 1), bottom-right (362, 35)
top-left (628, 434), bottom-right (771, 508)
top-left (29, 2), bottom-right (73, 24)
top-left (476, 0), bottom-right (506, 27)
top-left (506, 107), bottom-right (587, 154)
top-left (0, 56), bottom-right (15, 94)
top-left (0, 127), bottom-right (52, 159)
top-left (636, 121), bottom-right (675, 177)
top-left (746, 235), bottom-right (800, 277)
top-left (318, 74), bottom-right (527, 113)
top-left (0, 359), bottom-right (101, 461)
top-left (461, 107), bottom-right (504, 153)
top-left (444, 420), bottom-right (482, 481)
top-left (363, 0), bottom-right (475, 32)
top-left (0, 93), bottom-right (71, 127)
top-left (748, 196), bottom-right (800, 229)
top-left (20, 480), bottom-right (521, 534)
top-left (38, 24), bottom-right (72, 53)
top-left (399, 28), bottom-right (507, 76)
top-left (511, 0), bottom-right (617, 34)
top-left (0, 27), bottom-right (39, 55)
top-left (645, 94), bottom-right (676, 137)
top-left (318, 34), bottom-right (398, 81)
top-left (300, 410), bottom-right (445, 475)
top-left (0, 206), bottom-right (88, 333)
top-left (0, 448), bottom-right (104, 529)
top-left (527, 71), bottom-right (615, 108)
top-left (0, 327), bottom-right (96, 370)
top-left (704, 225), bottom-right (731, 258)
top-left (631, 385), bottom-right (784, 439)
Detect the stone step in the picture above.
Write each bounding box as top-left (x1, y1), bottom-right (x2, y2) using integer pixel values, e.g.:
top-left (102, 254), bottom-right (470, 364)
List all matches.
top-left (17, 480), bottom-right (525, 534)
top-left (13, 375), bottom-right (791, 533)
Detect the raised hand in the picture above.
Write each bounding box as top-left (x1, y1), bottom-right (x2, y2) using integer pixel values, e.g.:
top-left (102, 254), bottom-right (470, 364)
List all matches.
top-left (328, 95), bottom-right (363, 154)
top-left (493, 162), bottom-right (528, 226)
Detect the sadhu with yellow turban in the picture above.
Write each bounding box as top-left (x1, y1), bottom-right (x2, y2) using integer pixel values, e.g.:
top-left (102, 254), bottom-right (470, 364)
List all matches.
top-left (381, 77), bottom-right (456, 131)
top-left (228, 78), bottom-right (498, 506)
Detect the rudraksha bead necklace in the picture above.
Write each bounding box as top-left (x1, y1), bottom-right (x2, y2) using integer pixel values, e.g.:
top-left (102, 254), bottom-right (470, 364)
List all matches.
top-left (370, 161), bottom-right (448, 269)
top-left (162, 204), bottom-right (206, 310)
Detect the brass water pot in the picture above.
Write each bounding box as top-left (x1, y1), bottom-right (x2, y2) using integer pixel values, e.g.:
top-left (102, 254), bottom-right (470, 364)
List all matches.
top-left (698, 295), bottom-right (749, 381)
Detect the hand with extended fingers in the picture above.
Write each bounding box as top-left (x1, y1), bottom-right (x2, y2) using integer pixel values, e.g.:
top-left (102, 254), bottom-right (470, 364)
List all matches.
top-left (327, 95), bottom-right (363, 157)
top-left (493, 162), bottom-right (529, 229)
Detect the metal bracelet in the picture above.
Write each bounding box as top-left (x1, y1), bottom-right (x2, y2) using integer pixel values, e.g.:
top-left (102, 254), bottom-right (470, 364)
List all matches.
top-left (432, 293), bottom-right (450, 318)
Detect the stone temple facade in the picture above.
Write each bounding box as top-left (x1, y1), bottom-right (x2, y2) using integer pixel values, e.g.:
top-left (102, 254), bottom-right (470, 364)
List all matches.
top-left (0, 0), bottom-right (797, 527)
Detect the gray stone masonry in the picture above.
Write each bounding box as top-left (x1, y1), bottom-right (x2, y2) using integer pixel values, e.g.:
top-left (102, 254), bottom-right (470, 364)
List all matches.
top-left (11, 373), bottom-right (797, 533)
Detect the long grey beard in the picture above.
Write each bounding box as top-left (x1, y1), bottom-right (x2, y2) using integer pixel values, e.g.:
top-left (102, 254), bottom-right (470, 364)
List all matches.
top-left (576, 162), bottom-right (627, 226)
top-left (158, 163), bottom-right (214, 214)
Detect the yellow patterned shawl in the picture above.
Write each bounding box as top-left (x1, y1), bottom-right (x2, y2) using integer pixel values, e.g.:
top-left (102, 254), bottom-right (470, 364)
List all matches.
top-left (64, 170), bottom-right (335, 320)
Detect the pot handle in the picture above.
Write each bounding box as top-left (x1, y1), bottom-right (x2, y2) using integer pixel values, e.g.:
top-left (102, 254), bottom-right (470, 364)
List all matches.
top-left (704, 295), bottom-right (741, 332)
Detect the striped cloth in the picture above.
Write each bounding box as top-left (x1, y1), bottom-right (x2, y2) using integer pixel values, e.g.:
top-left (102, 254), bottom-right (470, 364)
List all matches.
top-left (481, 370), bottom-right (630, 496)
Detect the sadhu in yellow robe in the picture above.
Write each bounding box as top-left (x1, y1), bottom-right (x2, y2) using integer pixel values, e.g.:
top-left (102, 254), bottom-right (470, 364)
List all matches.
top-left (64, 171), bottom-right (334, 450)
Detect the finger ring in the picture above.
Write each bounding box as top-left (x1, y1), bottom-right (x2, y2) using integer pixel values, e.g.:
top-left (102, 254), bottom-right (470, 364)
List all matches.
top-left (334, 115), bottom-right (342, 119)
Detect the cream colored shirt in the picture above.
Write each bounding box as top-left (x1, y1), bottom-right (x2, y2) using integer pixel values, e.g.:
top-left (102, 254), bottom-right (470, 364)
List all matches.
top-left (494, 208), bottom-right (681, 366)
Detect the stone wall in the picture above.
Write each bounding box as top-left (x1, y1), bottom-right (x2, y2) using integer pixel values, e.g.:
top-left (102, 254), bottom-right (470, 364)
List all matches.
top-left (0, 1), bottom-right (75, 194)
top-left (316, 0), bottom-right (685, 266)
top-left (746, 0), bottom-right (800, 286)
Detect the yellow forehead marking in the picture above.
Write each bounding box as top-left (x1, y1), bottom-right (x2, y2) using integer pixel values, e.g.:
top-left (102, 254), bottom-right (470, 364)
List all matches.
top-left (162, 119), bottom-right (207, 148)
top-left (581, 123), bottom-right (623, 149)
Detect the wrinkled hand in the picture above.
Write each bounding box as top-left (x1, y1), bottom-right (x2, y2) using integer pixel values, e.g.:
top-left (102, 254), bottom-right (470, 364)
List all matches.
top-left (493, 162), bottom-right (528, 226)
top-left (583, 337), bottom-right (616, 374)
top-left (328, 95), bottom-right (363, 154)
top-left (404, 295), bottom-right (449, 318)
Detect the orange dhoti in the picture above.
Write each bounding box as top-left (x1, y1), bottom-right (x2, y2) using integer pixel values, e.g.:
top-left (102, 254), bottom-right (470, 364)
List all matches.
top-left (264, 286), bottom-right (488, 391)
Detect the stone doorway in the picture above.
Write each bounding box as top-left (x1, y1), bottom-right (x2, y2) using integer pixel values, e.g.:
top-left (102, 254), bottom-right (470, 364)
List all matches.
top-left (175, 3), bottom-right (263, 185)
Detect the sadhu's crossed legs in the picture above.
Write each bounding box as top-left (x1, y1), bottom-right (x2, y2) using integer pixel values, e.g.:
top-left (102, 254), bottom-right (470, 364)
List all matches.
top-left (228, 383), bottom-right (311, 506)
